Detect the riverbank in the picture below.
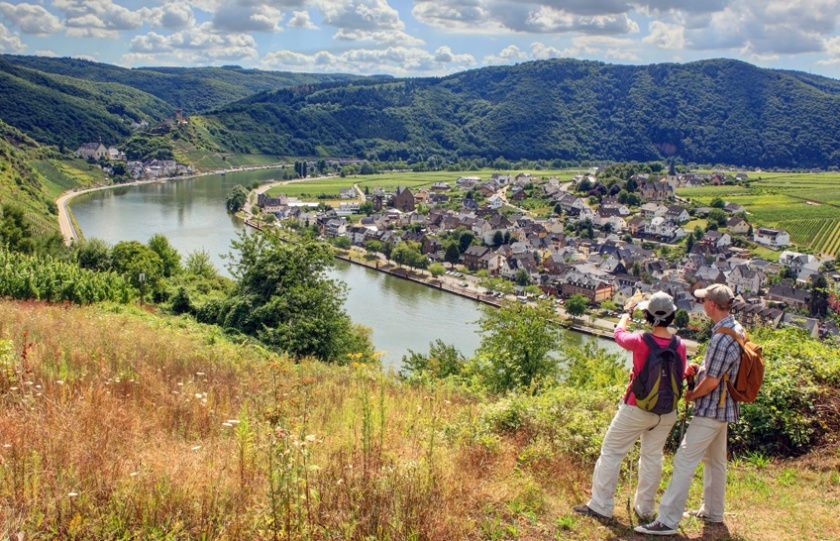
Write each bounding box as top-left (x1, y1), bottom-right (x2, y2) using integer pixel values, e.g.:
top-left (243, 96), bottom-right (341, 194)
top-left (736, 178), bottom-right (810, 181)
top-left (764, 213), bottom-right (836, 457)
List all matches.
top-left (243, 217), bottom-right (696, 351)
top-left (56, 162), bottom-right (289, 245)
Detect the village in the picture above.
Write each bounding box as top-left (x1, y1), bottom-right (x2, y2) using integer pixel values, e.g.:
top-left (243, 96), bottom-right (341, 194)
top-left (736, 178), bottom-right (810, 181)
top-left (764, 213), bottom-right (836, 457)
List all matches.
top-left (254, 167), bottom-right (840, 341)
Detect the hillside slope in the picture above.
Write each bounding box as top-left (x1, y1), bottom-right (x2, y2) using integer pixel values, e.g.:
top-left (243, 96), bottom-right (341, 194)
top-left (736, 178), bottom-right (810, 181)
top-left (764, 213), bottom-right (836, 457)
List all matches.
top-left (0, 299), bottom-right (837, 539)
top-left (1, 55), bottom-right (369, 113)
top-left (206, 58), bottom-right (840, 168)
top-left (0, 119), bottom-right (104, 233)
top-left (0, 58), bottom-right (174, 149)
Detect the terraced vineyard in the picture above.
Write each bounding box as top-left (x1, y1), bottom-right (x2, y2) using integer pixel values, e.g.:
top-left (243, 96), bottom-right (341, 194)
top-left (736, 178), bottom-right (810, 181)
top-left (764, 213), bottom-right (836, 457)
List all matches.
top-left (678, 171), bottom-right (840, 257)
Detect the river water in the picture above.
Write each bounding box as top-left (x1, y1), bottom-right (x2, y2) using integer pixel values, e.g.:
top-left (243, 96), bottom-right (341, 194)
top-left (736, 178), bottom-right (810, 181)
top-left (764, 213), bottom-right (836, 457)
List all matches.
top-left (70, 169), bottom-right (621, 367)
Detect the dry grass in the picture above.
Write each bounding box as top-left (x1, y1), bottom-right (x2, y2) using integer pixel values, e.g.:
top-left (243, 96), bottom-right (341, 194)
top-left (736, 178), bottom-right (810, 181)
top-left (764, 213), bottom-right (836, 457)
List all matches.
top-left (0, 300), bottom-right (838, 540)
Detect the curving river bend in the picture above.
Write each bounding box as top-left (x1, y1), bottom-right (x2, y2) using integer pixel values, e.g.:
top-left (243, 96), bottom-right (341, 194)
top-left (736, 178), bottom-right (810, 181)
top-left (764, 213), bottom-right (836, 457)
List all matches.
top-left (69, 168), bottom-right (621, 367)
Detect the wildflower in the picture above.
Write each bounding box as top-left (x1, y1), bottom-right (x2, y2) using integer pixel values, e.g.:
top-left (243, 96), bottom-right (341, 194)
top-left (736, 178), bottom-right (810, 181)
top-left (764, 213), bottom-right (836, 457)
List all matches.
top-left (195, 393), bottom-right (203, 399)
top-left (67, 492), bottom-right (79, 498)
top-left (274, 427), bottom-right (289, 439)
top-left (305, 434), bottom-right (316, 443)
top-left (3, 443), bottom-right (11, 449)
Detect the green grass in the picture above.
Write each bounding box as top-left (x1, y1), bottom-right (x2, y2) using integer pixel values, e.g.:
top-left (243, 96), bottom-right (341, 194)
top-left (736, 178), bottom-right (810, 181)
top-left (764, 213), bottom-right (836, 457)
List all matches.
top-left (267, 168), bottom-right (584, 200)
top-left (678, 172), bottom-right (840, 256)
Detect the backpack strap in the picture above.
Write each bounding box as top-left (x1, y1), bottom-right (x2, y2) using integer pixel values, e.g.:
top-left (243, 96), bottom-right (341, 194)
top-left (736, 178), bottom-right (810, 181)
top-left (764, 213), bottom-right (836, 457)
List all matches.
top-left (716, 327), bottom-right (746, 348)
top-left (715, 328), bottom-right (743, 407)
top-left (642, 333), bottom-right (661, 352)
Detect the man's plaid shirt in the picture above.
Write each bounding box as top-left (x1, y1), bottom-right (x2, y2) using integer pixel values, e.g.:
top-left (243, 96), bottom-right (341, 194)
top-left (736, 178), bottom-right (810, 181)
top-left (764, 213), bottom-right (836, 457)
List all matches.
top-left (693, 315), bottom-right (744, 423)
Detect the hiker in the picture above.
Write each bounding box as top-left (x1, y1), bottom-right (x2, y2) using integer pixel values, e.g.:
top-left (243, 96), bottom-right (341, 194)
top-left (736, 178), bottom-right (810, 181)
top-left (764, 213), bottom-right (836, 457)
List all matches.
top-left (636, 284), bottom-right (744, 536)
top-left (574, 291), bottom-right (689, 522)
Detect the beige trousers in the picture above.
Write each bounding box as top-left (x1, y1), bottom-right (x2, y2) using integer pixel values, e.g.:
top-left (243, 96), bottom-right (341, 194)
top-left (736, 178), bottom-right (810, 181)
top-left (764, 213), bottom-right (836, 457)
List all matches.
top-left (657, 415), bottom-right (728, 528)
top-left (587, 403), bottom-right (677, 518)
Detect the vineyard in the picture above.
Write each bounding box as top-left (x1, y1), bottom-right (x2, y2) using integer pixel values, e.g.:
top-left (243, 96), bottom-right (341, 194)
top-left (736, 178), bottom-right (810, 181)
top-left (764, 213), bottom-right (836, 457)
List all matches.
top-left (678, 171), bottom-right (840, 257)
top-left (786, 219), bottom-right (840, 257)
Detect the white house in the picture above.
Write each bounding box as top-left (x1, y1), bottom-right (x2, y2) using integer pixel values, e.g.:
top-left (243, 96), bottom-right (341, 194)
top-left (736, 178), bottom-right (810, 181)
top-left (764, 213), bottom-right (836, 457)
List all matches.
top-left (754, 227), bottom-right (790, 247)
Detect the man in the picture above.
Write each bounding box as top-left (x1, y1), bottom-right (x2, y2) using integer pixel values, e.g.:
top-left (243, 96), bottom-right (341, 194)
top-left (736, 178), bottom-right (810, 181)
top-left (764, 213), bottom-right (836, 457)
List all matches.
top-left (635, 284), bottom-right (743, 536)
top-left (573, 291), bottom-right (687, 522)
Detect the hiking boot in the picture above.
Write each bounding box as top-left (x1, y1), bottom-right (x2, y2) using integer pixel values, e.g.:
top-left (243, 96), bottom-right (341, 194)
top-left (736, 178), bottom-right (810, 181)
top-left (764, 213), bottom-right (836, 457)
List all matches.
top-left (683, 510), bottom-right (724, 523)
top-left (634, 508), bottom-right (656, 524)
top-left (634, 521), bottom-right (677, 536)
top-left (572, 504), bottom-right (610, 520)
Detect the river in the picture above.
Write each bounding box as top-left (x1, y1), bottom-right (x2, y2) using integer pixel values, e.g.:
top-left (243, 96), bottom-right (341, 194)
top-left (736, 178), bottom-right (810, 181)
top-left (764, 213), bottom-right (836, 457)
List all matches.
top-left (70, 168), bottom-right (623, 367)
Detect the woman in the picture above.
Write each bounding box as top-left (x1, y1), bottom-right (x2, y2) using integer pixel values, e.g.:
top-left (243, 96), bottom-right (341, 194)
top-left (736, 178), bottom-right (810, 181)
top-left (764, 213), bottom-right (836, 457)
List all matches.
top-left (573, 291), bottom-right (690, 522)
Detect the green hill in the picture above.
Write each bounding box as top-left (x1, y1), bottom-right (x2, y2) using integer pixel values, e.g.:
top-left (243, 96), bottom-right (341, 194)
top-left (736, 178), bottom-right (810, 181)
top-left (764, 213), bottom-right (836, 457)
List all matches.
top-left (0, 119), bottom-right (104, 233)
top-left (0, 58), bottom-right (175, 149)
top-left (204, 58), bottom-right (840, 168)
top-left (1, 55), bottom-right (370, 113)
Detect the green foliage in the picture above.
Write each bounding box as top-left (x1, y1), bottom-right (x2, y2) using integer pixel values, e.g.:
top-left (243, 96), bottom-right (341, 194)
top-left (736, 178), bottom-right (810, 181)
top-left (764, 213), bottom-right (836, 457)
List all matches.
top-left (184, 249), bottom-right (218, 279)
top-left (675, 309), bottom-right (690, 329)
top-left (0, 204), bottom-right (34, 254)
top-left (225, 185), bottom-right (249, 213)
top-left (0, 247), bottom-right (134, 304)
top-left (565, 295), bottom-right (588, 318)
top-left (391, 241), bottom-right (428, 269)
top-left (474, 301), bottom-right (562, 393)
top-left (122, 134), bottom-right (175, 161)
top-left (400, 339), bottom-right (467, 381)
top-left (148, 234), bottom-right (181, 277)
top-left (429, 263), bottom-right (445, 277)
top-left (729, 327), bottom-right (840, 456)
top-left (110, 241), bottom-right (164, 294)
top-left (73, 238), bottom-right (112, 271)
top-left (188, 58), bottom-right (840, 167)
top-left (220, 230), bottom-right (371, 363)
top-left (332, 236), bottom-right (351, 249)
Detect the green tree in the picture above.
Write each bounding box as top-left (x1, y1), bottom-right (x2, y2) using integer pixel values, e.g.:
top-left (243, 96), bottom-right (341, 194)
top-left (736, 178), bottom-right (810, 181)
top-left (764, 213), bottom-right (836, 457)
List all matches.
top-left (675, 309), bottom-right (690, 329)
top-left (170, 286), bottom-right (192, 315)
top-left (429, 263), bottom-right (445, 277)
top-left (225, 185), bottom-right (249, 213)
top-left (359, 201), bottom-right (374, 216)
top-left (493, 230), bottom-right (504, 246)
top-left (475, 300), bottom-right (562, 393)
top-left (458, 231), bottom-right (474, 253)
top-left (708, 208), bottom-right (728, 226)
top-left (148, 234), bottom-right (181, 277)
top-left (332, 236), bottom-right (351, 249)
top-left (222, 231), bottom-right (368, 362)
top-left (565, 294), bottom-right (589, 320)
top-left (400, 340), bottom-right (466, 380)
top-left (364, 240), bottom-right (383, 254)
top-left (0, 204), bottom-right (33, 254)
top-left (515, 269), bottom-right (530, 286)
top-left (110, 241), bottom-right (164, 298)
top-left (710, 197), bottom-right (725, 208)
top-left (74, 238), bottom-right (112, 272)
top-left (185, 250), bottom-right (218, 279)
top-left (810, 274), bottom-right (829, 318)
top-left (444, 243), bottom-right (461, 266)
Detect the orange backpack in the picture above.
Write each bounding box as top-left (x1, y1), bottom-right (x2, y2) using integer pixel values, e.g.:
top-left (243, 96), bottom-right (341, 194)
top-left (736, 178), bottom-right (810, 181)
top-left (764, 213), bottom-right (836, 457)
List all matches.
top-left (716, 328), bottom-right (764, 403)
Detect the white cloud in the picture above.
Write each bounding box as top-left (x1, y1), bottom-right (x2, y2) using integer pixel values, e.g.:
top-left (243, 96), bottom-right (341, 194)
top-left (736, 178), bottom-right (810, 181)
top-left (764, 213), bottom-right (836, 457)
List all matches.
top-left (0, 21), bottom-right (24, 52)
top-left (483, 44), bottom-right (528, 64)
top-left (412, 1), bottom-right (640, 35)
top-left (152, 3), bottom-right (194, 30)
top-left (643, 20), bottom-right (684, 49)
top-left (818, 36), bottom-right (840, 65)
top-left (0, 2), bottom-right (62, 35)
top-left (261, 44), bottom-right (474, 75)
top-left (213, 3), bottom-right (284, 33)
top-left (288, 10), bottom-right (318, 29)
top-left (125, 22), bottom-right (258, 64)
top-left (317, 0), bottom-right (423, 44)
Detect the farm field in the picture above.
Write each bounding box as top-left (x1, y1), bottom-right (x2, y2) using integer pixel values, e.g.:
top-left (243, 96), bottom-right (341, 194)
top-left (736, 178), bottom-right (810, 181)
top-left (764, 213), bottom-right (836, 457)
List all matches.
top-left (678, 171), bottom-right (840, 257)
top-left (266, 168), bottom-right (583, 199)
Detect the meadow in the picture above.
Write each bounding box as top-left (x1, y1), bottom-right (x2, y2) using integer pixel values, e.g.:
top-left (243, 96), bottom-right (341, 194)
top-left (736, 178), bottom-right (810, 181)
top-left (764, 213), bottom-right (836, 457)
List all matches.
top-left (677, 171), bottom-right (840, 256)
top-left (1, 300), bottom-right (838, 540)
top-left (266, 169), bottom-right (584, 199)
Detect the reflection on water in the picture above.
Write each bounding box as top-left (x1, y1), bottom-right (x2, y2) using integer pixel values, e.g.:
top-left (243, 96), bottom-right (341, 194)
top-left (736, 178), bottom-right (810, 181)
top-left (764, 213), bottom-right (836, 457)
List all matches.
top-left (71, 169), bottom-right (625, 368)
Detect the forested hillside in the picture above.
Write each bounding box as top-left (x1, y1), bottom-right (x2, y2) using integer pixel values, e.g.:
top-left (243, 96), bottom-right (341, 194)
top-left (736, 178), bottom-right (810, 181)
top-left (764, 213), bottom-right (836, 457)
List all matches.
top-left (1, 55), bottom-right (368, 113)
top-left (207, 58), bottom-right (840, 168)
top-left (0, 58), bottom-right (174, 149)
top-left (0, 119), bottom-right (103, 234)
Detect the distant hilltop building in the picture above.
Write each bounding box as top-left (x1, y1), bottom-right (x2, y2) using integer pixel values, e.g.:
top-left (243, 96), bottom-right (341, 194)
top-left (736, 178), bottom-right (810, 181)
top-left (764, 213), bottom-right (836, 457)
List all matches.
top-left (75, 142), bottom-right (125, 161)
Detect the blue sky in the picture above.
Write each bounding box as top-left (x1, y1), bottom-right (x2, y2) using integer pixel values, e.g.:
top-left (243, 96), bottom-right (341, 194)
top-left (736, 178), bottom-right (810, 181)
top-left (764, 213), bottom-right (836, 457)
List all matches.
top-left (1, 1), bottom-right (839, 78)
